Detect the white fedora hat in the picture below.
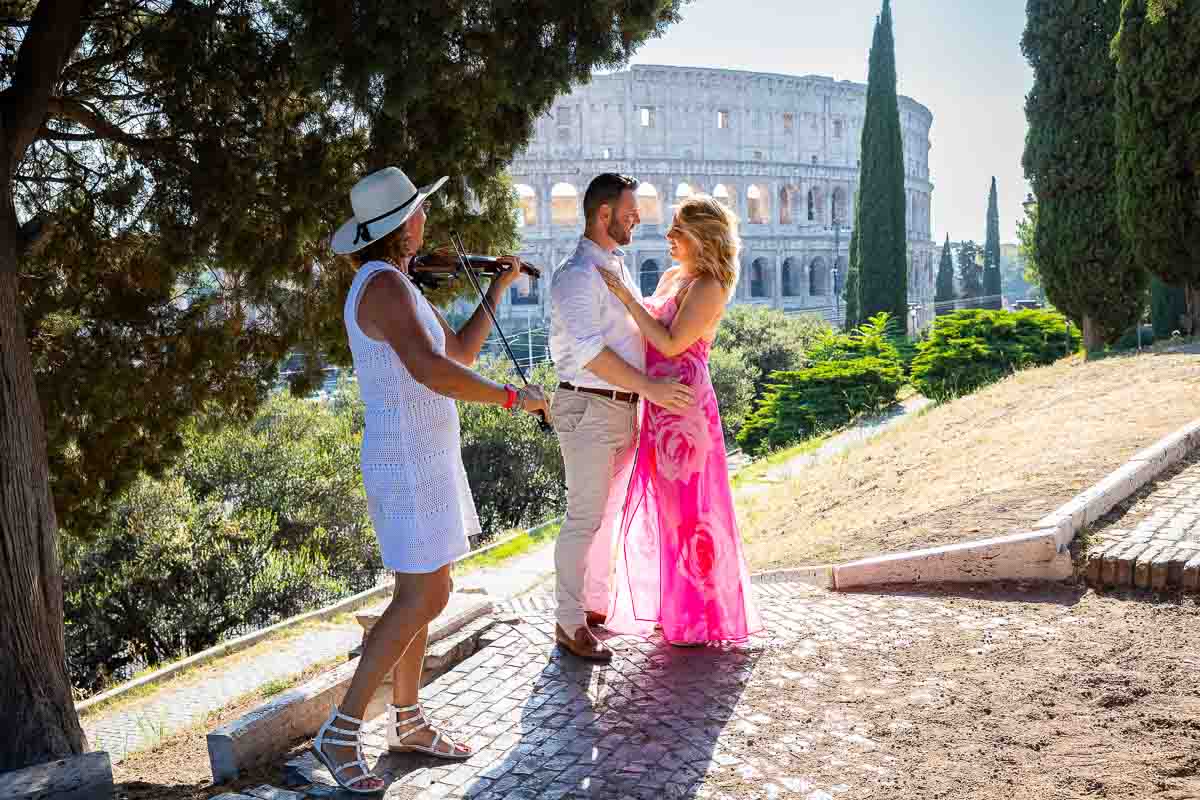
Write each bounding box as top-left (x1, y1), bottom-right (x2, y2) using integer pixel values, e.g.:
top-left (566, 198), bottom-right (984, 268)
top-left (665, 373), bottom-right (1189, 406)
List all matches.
top-left (331, 167), bottom-right (448, 255)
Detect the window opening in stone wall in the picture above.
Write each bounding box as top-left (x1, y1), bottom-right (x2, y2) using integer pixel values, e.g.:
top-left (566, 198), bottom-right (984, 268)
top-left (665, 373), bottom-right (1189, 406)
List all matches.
top-left (779, 186), bottom-right (793, 225)
top-left (513, 184), bottom-right (537, 227)
top-left (832, 187), bottom-right (846, 225)
top-left (807, 188), bottom-right (816, 222)
top-left (783, 112), bottom-right (794, 133)
top-left (675, 182), bottom-right (694, 200)
top-left (746, 185), bottom-right (769, 224)
top-left (753, 150), bottom-right (763, 160)
top-left (809, 256), bottom-right (827, 295)
top-left (750, 257), bottom-right (769, 297)
top-left (717, 110), bottom-right (729, 129)
top-left (640, 259), bottom-right (660, 297)
top-left (834, 120), bottom-right (843, 139)
top-left (640, 107), bottom-right (655, 128)
top-left (713, 183), bottom-right (732, 208)
top-left (636, 182), bottom-right (662, 223)
top-left (811, 155), bottom-right (818, 164)
top-left (550, 182), bottom-right (579, 226)
top-left (782, 258), bottom-right (799, 296)
top-left (601, 147), bottom-right (612, 159)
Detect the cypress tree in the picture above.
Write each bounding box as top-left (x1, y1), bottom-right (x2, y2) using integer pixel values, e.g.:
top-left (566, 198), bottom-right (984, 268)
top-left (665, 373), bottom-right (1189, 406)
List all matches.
top-left (1150, 277), bottom-right (1190, 338)
top-left (983, 177), bottom-right (1004, 309)
top-left (935, 234), bottom-right (956, 316)
top-left (1113, 0), bottom-right (1200, 335)
top-left (843, 193), bottom-right (862, 330)
top-left (851, 0), bottom-right (908, 333)
top-left (1022, 0), bottom-right (1147, 350)
top-left (956, 240), bottom-right (984, 301)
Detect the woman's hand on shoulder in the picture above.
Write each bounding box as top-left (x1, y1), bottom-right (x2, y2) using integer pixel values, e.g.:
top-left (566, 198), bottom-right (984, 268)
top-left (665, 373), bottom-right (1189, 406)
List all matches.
top-left (596, 265), bottom-right (636, 307)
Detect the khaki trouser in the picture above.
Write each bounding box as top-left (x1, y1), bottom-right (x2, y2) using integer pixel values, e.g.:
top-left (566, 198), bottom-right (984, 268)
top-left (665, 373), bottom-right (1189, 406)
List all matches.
top-left (552, 389), bottom-right (638, 632)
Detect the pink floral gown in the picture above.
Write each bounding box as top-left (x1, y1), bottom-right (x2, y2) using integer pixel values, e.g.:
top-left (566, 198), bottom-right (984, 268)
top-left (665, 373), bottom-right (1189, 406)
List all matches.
top-left (598, 291), bottom-right (763, 643)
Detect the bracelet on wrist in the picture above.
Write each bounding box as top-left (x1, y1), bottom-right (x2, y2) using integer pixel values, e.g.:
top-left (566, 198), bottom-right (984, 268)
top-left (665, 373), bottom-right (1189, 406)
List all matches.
top-left (501, 384), bottom-right (518, 410)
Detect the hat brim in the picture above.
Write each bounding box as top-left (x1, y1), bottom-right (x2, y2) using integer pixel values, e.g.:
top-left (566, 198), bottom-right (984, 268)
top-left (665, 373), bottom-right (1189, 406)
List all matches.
top-left (331, 176), bottom-right (449, 255)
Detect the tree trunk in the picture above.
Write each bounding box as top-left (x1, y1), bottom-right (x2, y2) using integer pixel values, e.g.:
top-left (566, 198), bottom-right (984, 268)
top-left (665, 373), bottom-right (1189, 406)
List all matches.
top-left (0, 189), bottom-right (87, 770)
top-left (1081, 313), bottom-right (1105, 353)
top-left (1185, 282), bottom-right (1200, 339)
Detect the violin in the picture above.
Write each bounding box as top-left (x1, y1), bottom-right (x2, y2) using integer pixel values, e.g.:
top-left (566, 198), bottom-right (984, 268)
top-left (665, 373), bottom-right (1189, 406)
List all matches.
top-left (408, 251), bottom-right (542, 292)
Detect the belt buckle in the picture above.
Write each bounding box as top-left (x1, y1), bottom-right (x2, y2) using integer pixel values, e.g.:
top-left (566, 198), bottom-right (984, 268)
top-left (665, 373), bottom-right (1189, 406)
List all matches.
top-left (609, 389), bottom-right (619, 401)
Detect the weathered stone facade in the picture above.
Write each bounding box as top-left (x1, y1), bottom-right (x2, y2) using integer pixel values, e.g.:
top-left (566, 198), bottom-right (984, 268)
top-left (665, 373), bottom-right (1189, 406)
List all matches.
top-left (500, 64), bottom-right (936, 331)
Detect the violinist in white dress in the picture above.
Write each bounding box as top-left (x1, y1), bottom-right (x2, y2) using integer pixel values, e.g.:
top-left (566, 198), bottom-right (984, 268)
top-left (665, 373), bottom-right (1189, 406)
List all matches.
top-left (309, 167), bottom-right (550, 794)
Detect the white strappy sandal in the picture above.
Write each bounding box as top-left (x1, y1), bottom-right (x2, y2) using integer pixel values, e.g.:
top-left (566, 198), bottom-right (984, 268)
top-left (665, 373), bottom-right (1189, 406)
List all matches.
top-left (386, 703), bottom-right (473, 761)
top-left (311, 707), bottom-right (383, 795)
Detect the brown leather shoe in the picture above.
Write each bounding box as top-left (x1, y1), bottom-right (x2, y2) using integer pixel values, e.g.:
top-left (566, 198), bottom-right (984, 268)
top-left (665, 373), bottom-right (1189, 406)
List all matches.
top-left (555, 623), bottom-right (613, 662)
top-left (585, 610), bottom-right (607, 629)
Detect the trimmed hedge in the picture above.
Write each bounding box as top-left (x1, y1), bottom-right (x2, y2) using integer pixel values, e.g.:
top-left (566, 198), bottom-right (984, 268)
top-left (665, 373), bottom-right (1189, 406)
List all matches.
top-left (910, 308), bottom-right (1080, 402)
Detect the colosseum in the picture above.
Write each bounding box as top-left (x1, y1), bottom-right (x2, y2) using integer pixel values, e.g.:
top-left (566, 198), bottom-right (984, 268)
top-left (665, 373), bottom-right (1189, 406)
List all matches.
top-left (499, 64), bottom-right (936, 333)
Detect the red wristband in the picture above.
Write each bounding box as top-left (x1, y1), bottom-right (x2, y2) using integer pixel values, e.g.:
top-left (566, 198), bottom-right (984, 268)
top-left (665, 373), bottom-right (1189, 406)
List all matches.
top-left (502, 384), bottom-right (518, 410)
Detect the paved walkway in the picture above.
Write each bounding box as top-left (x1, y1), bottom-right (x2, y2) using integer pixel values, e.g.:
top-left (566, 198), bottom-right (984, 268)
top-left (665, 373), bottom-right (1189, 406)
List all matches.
top-left (268, 578), bottom-right (1093, 800)
top-left (1083, 454), bottom-right (1200, 592)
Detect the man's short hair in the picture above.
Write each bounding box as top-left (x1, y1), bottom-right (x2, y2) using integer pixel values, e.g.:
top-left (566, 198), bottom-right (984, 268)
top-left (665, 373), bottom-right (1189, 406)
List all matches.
top-left (583, 173), bottom-right (639, 223)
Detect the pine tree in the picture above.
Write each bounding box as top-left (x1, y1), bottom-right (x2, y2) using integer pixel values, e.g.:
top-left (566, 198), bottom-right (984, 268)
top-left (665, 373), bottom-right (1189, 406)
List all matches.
top-left (851, 0), bottom-right (908, 333)
top-left (1113, 0), bottom-right (1200, 335)
top-left (983, 177), bottom-right (1004, 309)
top-left (0, 0), bottom-right (684, 771)
top-left (956, 241), bottom-right (984, 301)
top-left (935, 234), bottom-right (956, 316)
top-left (1023, 0), bottom-right (1147, 350)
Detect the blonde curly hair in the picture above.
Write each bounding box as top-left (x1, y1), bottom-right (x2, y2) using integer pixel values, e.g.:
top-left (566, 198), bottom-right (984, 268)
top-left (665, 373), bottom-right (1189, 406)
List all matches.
top-left (670, 194), bottom-right (741, 292)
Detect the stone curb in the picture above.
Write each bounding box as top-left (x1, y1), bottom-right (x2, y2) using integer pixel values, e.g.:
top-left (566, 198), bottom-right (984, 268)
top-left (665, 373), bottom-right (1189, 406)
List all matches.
top-left (832, 530), bottom-right (1071, 589)
top-left (0, 751), bottom-right (113, 800)
top-left (206, 595), bottom-right (493, 783)
top-left (751, 565), bottom-right (835, 588)
top-left (1033, 418), bottom-right (1200, 549)
top-left (818, 417), bottom-right (1200, 590)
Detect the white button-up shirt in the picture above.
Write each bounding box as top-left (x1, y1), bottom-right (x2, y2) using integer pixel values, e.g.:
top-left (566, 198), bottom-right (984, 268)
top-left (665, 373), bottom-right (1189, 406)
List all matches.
top-left (549, 237), bottom-right (645, 392)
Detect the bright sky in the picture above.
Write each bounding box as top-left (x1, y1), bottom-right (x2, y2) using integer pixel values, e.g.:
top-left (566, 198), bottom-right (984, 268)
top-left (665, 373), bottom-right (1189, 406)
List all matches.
top-left (625, 0), bottom-right (1033, 244)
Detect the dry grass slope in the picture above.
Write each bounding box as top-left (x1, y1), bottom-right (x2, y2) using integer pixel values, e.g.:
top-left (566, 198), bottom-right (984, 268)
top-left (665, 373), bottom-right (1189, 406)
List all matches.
top-left (738, 347), bottom-right (1200, 570)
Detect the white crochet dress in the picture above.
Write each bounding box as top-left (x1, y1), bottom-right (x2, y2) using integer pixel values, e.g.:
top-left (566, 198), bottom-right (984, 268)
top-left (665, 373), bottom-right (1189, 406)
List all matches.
top-left (343, 260), bottom-right (479, 572)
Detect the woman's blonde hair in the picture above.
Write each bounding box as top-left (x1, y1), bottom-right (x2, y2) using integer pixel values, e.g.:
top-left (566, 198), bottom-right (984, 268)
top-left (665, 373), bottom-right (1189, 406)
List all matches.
top-left (671, 194), bottom-right (741, 291)
top-left (347, 224), bottom-right (416, 269)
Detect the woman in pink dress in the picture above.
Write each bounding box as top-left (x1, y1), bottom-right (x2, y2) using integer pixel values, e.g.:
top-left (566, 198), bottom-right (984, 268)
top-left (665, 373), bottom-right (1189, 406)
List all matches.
top-left (595, 194), bottom-right (763, 646)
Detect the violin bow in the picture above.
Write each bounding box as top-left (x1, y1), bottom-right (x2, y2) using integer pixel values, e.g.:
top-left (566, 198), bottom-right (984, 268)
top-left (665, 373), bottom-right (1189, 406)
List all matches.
top-left (449, 232), bottom-right (552, 433)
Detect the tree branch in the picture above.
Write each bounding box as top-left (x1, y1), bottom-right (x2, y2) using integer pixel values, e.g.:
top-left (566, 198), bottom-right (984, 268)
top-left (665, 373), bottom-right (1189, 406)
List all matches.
top-left (0, 0), bottom-right (90, 168)
top-left (44, 97), bottom-right (178, 155)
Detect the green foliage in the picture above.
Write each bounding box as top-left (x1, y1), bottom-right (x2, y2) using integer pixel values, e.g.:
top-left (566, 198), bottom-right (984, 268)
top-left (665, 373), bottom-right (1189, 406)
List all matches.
top-left (62, 392), bottom-right (379, 694)
top-left (736, 313), bottom-right (904, 455)
top-left (17, 0), bottom-right (684, 541)
top-left (711, 305), bottom-right (828, 397)
top-left (983, 178), bottom-right (1003, 309)
top-left (708, 345), bottom-right (759, 442)
top-left (1022, 0), bottom-right (1147, 344)
top-left (1150, 277), bottom-right (1190, 338)
top-left (1113, 0), bottom-right (1200, 330)
top-left (910, 309), bottom-right (1081, 402)
top-left (935, 235), bottom-right (956, 316)
top-left (852, 0), bottom-right (909, 332)
top-left (456, 359), bottom-right (566, 536)
top-left (956, 240), bottom-right (984, 300)
top-left (736, 358), bottom-right (904, 455)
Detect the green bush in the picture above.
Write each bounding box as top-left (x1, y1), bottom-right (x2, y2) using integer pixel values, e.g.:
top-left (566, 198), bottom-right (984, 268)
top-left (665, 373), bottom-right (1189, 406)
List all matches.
top-left (736, 357), bottom-right (904, 455)
top-left (805, 312), bottom-right (903, 366)
top-left (456, 358), bottom-right (566, 537)
top-left (63, 392), bottom-right (377, 694)
top-left (910, 308), bottom-right (1080, 402)
top-left (708, 345), bottom-right (759, 442)
top-left (713, 305), bottom-right (828, 396)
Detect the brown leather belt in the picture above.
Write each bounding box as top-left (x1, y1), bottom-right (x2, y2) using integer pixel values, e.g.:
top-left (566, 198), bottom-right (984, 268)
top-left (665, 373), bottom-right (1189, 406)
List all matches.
top-left (558, 381), bottom-right (639, 404)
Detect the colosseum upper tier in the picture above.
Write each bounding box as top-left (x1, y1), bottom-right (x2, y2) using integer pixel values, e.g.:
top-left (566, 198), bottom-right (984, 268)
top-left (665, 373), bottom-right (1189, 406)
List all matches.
top-left (501, 64), bottom-right (936, 331)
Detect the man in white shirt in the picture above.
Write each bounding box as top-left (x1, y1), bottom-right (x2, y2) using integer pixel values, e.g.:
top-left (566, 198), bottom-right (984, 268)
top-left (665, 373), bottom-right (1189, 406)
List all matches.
top-left (548, 173), bottom-right (695, 661)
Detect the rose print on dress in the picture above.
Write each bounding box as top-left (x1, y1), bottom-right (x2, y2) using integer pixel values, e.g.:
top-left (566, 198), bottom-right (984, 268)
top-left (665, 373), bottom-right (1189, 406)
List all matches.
top-left (677, 515), bottom-right (726, 591)
top-left (651, 408), bottom-right (711, 482)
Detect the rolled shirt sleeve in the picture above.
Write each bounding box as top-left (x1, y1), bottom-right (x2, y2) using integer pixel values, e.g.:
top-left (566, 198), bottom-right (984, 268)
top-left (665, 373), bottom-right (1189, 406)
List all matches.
top-left (550, 264), bottom-right (607, 374)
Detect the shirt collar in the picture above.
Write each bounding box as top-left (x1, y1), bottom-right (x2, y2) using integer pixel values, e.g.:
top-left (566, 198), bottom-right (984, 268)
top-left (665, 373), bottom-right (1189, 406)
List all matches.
top-left (579, 235), bottom-right (624, 262)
